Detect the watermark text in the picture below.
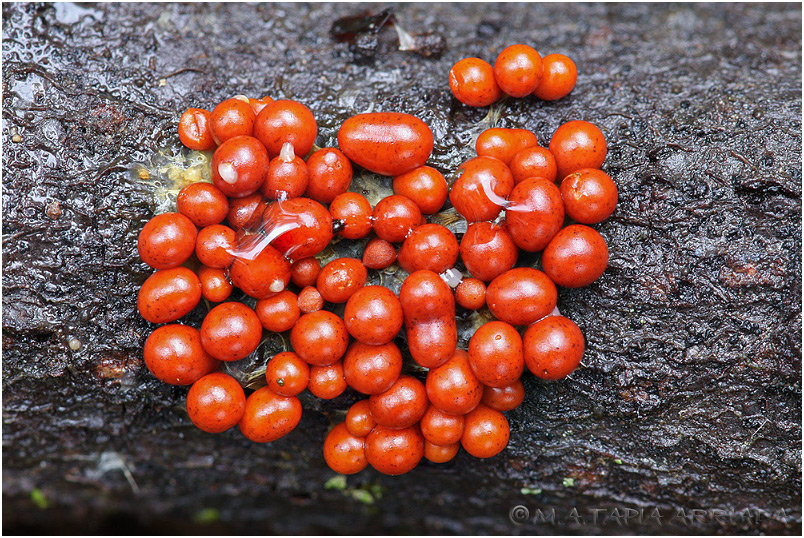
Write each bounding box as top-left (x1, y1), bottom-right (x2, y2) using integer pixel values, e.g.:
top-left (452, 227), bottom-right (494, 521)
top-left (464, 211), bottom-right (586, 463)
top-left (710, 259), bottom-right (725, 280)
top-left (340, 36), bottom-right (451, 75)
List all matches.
top-left (508, 505), bottom-right (793, 528)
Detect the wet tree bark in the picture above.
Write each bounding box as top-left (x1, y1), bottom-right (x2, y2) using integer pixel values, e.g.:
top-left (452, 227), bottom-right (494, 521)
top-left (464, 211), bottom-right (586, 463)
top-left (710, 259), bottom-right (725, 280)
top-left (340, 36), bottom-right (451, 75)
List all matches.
top-left (2, 3), bottom-right (801, 534)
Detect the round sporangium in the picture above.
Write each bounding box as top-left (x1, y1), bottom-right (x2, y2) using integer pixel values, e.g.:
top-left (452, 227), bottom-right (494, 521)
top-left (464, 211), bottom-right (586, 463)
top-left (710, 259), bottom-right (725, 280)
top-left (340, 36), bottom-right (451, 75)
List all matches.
top-left (254, 99), bottom-right (318, 157)
top-left (467, 320), bottom-right (524, 388)
top-left (541, 224), bottom-right (609, 288)
top-left (262, 142), bottom-right (310, 200)
top-left (178, 108), bottom-right (216, 151)
top-left (461, 404), bottom-right (510, 458)
top-left (549, 120), bottom-right (607, 180)
top-left (290, 257), bottom-right (321, 288)
top-left (449, 156), bottom-right (514, 223)
top-left (372, 194), bottom-right (423, 243)
top-left (262, 197), bottom-right (333, 260)
top-left (459, 222), bottom-right (518, 282)
top-left (229, 244), bottom-right (291, 299)
top-left (523, 315), bottom-right (585, 380)
top-left (504, 177), bottom-right (565, 252)
top-left (449, 57), bottom-right (502, 107)
top-left (144, 324), bottom-right (220, 385)
top-left (211, 135), bottom-right (269, 198)
top-left (199, 302), bottom-right (263, 362)
top-left (177, 182), bottom-right (229, 227)
top-left (345, 399), bottom-right (377, 437)
top-left (138, 212), bottom-right (197, 270)
top-left (397, 223), bottom-right (460, 274)
top-left (308, 361), bottom-right (347, 400)
top-left (425, 350), bottom-right (483, 416)
top-left (195, 224), bottom-right (236, 269)
top-left (255, 290), bottom-right (301, 333)
top-left (239, 386), bottom-right (302, 443)
top-left (533, 54), bottom-right (577, 101)
top-left (316, 257), bottom-right (368, 303)
top-left (493, 44), bottom-right (544, 97)
top-left (362, 238), bottom-right (397, 270)
top-left (369, 375), bottom-right (428, 429)
top-left (343, 286), bottom-right (404, 345)
top-left (297, 285), bottom-right (325, 314)
top-left (343, 341), bottom-right (403, 395)
top-left (227, 194), bottom-right (267, 230)
top-left (365, 425), bottom-right (424, 475)
top-left (475, 128), bottom-right (538, 165)
top-left (337, 112), bottom-right (433, 176)
top-left (392, 166), bottom-right (448, 214)
top-left (265, 351), bottom-right (310, 397)
top-left (509, 146), bottom-right (558, 184)
top-left (329, 192), bottom-right (373, 240)
top-left (289, 310), bottom-right (349, 366)
top-left (481, 380), bottom-right (525, 411)
top-left (424, 441), bottom-right (460, 463)
top-left (323, 423), bottom-right (368, 475)
top-left (305, 148), bottom-right (353, 204)
top-left (186, 372), bottom-right (245, 433)
top-left (138, 267), bottom-right (201, 324)
top-left (248, 95), bottom-right (274, 115)
top-left (198, 265), bottom-right (233, 303)
top-left (210, 97), bottom-right (255, 144)
top-left (420, 405), bottom-right (465, 446)
top-left (559, 168), bottom-right (618, 224)
top-left (486, 267), bottom-right (557, 326)
top-left (455, 278), bottom-right (486, 310)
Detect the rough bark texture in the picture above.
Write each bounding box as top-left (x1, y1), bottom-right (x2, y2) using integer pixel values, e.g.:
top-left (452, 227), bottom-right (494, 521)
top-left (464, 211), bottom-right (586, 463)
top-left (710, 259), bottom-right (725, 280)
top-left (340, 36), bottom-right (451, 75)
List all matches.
top-left (2, 2), bottom-right (801, 535)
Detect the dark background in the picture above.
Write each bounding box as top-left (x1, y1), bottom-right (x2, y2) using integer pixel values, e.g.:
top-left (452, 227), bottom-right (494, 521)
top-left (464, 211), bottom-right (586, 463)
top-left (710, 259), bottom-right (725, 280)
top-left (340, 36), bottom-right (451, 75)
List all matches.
top-left (2, 2), bottom-right (801, 535)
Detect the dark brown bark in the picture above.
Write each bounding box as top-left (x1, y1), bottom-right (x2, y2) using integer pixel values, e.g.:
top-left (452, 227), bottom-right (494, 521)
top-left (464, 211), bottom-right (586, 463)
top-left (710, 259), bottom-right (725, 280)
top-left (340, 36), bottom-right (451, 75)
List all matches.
top-left (2, 2), bottom-right (801, 534)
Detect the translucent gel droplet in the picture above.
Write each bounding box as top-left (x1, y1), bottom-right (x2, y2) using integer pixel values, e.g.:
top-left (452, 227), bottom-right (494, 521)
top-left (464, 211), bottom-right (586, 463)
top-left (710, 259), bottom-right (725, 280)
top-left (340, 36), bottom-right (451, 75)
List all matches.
top-left (476, 171), bottom-right (511, 209)
top-left (269, 279), bottom-right (285, 293)
top-left (323, 151), bottom-right (338, 166)
top-left (441, 268), bottom-right (463, 288)
top-left (394, 21), bottom-right (416, 51)
top-left (279, 142), bottom-right (295, 162)
top-left (218, 162), bottom-right (238, 184)
top-left (225, 199), bottom-right (308, 261)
